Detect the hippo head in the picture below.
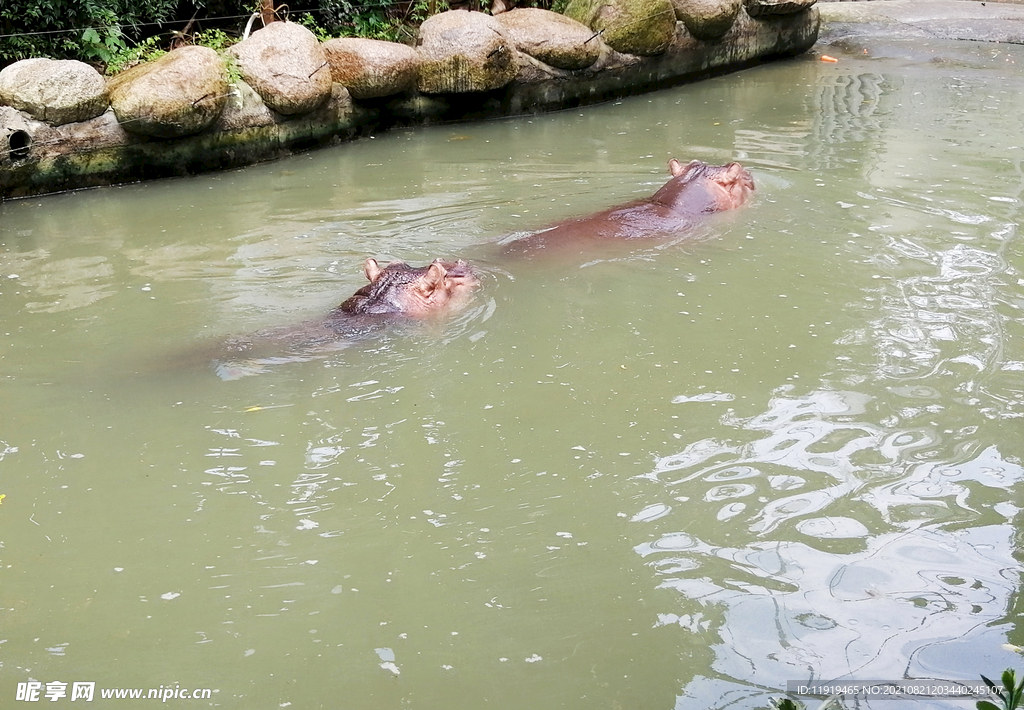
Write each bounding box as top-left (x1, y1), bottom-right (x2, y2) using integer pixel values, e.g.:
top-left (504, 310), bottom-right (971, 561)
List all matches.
top-left (337, 258), bottom-right (478, 317)
top-left (659, 159), bottom-right (755, 213)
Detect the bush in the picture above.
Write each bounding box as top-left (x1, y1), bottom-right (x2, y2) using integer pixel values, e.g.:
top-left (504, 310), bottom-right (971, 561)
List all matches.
top-left (0, 0), bottom-right (561, 72)
top-left (0, 0), bottom-right (187, 67)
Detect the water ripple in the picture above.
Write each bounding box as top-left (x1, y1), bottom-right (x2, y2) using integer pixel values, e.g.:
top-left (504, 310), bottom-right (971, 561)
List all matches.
top-left (632, 383), bottom-right (1024, 696)
top-left (639, 388), bottom-right (1022, 537)
top-left (647, 525), bottom-right (1018, 692)
top-left (866, 239), bottom-right (1012, 391)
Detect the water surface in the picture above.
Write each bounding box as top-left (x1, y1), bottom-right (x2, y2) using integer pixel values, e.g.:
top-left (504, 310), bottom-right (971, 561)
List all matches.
top-left (2, 38), bottom-right (1024, 709)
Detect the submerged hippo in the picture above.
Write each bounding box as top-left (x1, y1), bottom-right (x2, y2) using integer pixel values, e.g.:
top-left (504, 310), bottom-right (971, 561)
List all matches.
top-left (501, 159), bottom-right (754, 256)
top-left (335, 258), bottom-right (478, 317)
top-left (211, 258), bottom-right (478, 379)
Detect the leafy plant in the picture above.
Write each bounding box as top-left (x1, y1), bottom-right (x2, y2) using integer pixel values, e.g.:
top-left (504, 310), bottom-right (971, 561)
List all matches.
top-left (767, 695), bottom-right (843, 710)
top-left (297, 13), bottom-right (333, 42)
top-left (328, 0), bottom-right (400, 41)
top-left (221, 54), bottom-right (244, 87)
top-left (305, 0), bottom-right (449, 43)
top-left (0, 0), bottom-right (463, 71)
top-left (389, 0), bottom-right (448, 42)
top-left (769, 699), bottom-right (803, 710)
top-left (0, 0), bottom-right (187, 67)
top-left (979, 669), bottom-right (1024, 710)
top-left (191, 28), bottom-right (237, 53)
top-left (409, 0), bottom-right (449, 26)
top-left (81, 14), bottom-right (127, 65)
top-left (103, 34), bottom-right (165, 74)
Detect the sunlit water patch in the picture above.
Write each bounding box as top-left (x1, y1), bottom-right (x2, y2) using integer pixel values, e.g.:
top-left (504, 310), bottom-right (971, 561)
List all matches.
top-left (636, 387), bottom-right (1022, 702)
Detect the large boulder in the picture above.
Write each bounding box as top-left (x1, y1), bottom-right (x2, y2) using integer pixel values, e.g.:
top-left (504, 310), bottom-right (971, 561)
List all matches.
top-left (562, 0), bottom-right (676, 56)
top-left (0, 58), bottom-right (108, 126)
top-left (212, 78), bottom-right (276, 131)
top-left (744, 0), bottom-right (816, 17)
top-left (674, 0), bottom-right (742, 40)
top-left (228, 21), bottom-right (333, 115)
top-left (416, 10), bottom-right (518, 94)
top-left (322, 38), bottom-right (419, 99)
top-left (107, 46), bottom-right (228, 139)
top-left (494, 8), bottom-right (602, 71)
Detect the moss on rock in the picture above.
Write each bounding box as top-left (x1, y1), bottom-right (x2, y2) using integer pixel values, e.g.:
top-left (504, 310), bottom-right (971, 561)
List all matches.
top-left (563, 0), bottom-right (676, 56)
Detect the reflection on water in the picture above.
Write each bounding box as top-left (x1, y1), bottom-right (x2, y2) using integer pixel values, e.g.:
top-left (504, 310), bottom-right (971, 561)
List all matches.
top-left (636, 386), bottom-right (1023, 704)
top-left (630, 39), bottom-right (1024, 708)
top-left (670, 524), bottom-right (1019, 708)
top-left (2, 38), bottom-right (1024, 710)
top-left (862, 234), bottom-right (1021, 417)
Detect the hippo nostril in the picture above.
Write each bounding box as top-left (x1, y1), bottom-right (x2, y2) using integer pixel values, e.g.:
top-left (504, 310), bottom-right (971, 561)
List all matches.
top-left (7, 129), bottom-right (31, 160)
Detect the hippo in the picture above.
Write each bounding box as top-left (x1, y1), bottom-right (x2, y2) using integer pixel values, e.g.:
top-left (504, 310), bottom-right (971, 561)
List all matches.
top-left (210, 258), bottom-right (478, 379)
top-left (501, 159), bottom-right (754, 256)
top-left (335, 258), bottom-right (477, 317)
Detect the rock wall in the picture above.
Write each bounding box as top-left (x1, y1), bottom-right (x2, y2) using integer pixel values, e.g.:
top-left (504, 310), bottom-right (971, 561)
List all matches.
top-left (0, 2), bottom-right (819, 199)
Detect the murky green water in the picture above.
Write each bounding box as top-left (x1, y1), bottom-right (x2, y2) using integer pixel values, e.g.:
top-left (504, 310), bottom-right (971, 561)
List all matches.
top-left (3, 38), bottom-right (1024, 709)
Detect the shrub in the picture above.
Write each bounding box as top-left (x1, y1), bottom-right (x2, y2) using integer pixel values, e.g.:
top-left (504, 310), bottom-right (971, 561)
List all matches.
top-left (0, 0), bottom-right (186, 67)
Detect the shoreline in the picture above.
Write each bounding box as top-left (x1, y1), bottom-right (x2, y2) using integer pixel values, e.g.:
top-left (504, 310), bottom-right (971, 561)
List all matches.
top-left (1, 8), bottom-right (819, 201)
top-left (6, 1), bottom-right (1022, 201)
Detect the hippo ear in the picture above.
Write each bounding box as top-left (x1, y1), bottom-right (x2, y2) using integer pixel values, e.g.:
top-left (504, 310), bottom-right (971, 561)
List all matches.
top-left (363, 258), bottom-right (382, 282)
top-left (669, 159), bottom-right (703, 178)
top-left (722, 162), bottom-right (744, 182)
top-left (419, 262), bottom-right (448, 293)
top-left (668, 159), bottom-right (686, 177)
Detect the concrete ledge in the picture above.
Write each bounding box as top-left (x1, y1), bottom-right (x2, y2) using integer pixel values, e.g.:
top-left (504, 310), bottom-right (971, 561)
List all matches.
top-left (819, 0), bottom-right (1024, 44)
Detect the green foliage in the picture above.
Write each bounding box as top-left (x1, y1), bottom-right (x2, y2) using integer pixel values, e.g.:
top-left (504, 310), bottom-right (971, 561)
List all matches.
top-left (0, 0), bottom-right (188, 67)
top-left (0, 0), bottom-right (469, 71)
top-left (979, 669), bottom-right (1024, 710)
top-left (80, 11), bottom-right (127, 65)
top-left (221, 54), bottom-right (244, 87)
top-left (769, 699), bottom-right (803, 710)
top-left (317, 0), bottom-right (400, 41)
top-left (297, 13), bottom-right (333, 42)
top-left (766, 694), bottom-right (845, 710)
top-left (347, 10), bottom-right (397, 40)
top-left (309, 0), bottom-right (448, 43)
top-left (102, 34), bottom-right (165, 75)
top-left (410, 0), bottom-right (448, 25)
top-left (191, 28), bottom-right (237, 53)
top-left (396, 0), bottom-right (449, 41)
top-left (91, 24), bottom-right (243, 76)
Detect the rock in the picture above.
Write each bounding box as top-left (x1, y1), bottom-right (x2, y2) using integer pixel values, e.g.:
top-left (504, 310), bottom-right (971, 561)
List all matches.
top-left (213, 78), bottom-right (276, 131)
top-left (0, 58), bottom-right (108, 126)
top-left (563, 0), bottom-right (676, 56)
top-left (228, 21), bottom-right (332, 114)
top-left (494, 8), bottom-right (602, 71)
top-left (107, 46), bottom-right (229, 139)
top-left (673, 0), bottom-right (742, 40)
top-left (744, 0), bottom-right (816, 18)
top-left (322, 38), bottom-right (419, 99)
top-left (416, 10), bottom-right (517, 94)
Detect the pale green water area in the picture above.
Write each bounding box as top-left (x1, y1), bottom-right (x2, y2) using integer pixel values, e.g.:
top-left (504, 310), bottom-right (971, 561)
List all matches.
top-left (3, 38), bottom-right (1024, 709)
